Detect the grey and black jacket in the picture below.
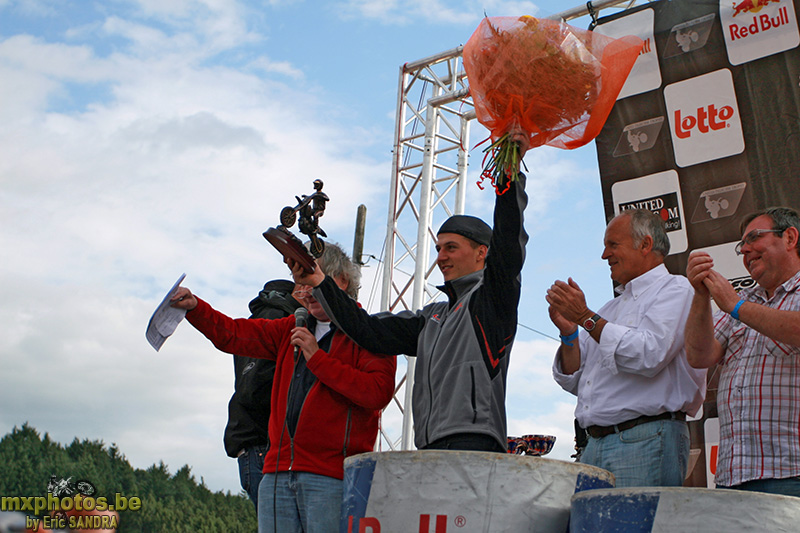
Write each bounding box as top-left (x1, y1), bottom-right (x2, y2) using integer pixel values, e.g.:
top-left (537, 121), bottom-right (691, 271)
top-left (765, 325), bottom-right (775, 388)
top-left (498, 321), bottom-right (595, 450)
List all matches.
top-left (314, 175), bottom-right (527, 450)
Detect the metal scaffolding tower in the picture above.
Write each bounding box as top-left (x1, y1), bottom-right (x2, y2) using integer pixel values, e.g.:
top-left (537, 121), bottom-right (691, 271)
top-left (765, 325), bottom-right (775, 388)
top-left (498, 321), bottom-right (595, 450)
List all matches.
top-left (378, 0), bottom-right (650, 451)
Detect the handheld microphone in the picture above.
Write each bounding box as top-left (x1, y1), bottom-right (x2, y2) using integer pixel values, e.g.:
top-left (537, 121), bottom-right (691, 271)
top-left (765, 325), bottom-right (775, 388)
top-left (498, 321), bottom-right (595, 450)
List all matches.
top-left (293, 307), bottom-right (309, 359)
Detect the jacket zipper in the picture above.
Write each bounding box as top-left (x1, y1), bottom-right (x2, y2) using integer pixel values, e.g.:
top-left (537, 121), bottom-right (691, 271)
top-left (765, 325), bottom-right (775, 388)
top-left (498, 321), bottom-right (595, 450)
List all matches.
top-left (425, 308), bottom-right (448, 444)
top-left (470, 366), bottom-right (477, 423)
top-left (342, 408), bottom-right (352, 457)
top-left (286, 357), bottom-right (315, 471)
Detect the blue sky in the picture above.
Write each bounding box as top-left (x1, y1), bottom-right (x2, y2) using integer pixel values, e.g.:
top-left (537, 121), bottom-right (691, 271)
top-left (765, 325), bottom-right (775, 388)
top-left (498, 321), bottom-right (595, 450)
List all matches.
top-left (0, 0), bottom-right (633, 495)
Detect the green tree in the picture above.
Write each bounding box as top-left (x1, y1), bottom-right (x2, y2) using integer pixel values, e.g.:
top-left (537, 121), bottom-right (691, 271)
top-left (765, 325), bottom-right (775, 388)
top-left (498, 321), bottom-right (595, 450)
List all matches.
top-left (0, 424), bottom-right (257, 532)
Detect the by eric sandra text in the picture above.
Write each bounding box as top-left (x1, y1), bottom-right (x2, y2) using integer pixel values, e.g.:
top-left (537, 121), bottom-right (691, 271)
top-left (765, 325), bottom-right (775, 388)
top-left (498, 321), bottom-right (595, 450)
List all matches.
top-left (26, 512), bottom-right (119, 531)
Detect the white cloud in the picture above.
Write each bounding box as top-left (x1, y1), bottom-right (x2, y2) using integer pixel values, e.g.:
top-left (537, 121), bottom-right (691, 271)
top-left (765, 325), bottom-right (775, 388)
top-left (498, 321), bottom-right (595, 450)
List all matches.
top-left (248, 56), bottom-right (305, 80)
top-left (2, 0), bottom-right (59, 16)
top-left (335, 0), bottom-right (544, 26)
top-left (0, 35), bottom-right (105, 82)
top-left (337, 0), bottom-right (479, 25)
top-left (123, 0), bottom-right (261, 51)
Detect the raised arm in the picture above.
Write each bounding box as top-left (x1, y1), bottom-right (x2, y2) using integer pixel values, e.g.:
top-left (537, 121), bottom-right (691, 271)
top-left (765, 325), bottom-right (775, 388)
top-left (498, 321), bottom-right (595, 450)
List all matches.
top-left (477, 173), bottom-right (528, 321)
top-left (179, 296), bottom-right (289, 359)
top-left (467, 174), bottom-right (528, 371)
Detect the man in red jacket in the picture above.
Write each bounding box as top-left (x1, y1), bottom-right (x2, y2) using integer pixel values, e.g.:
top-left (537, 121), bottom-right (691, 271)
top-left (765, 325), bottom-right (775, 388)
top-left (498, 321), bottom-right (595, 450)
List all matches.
top-left (171, 242), bottom-right (395, 533)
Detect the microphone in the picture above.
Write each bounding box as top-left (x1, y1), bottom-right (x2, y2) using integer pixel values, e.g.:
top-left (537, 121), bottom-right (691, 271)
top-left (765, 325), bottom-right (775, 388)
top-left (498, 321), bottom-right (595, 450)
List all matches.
top-left (293, 307), bottom-right (309, 359)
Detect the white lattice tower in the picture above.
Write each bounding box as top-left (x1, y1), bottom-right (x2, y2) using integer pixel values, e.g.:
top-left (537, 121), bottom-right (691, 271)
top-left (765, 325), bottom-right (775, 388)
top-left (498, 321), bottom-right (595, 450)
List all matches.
top-left (374, 46), bottom-right (475, 451)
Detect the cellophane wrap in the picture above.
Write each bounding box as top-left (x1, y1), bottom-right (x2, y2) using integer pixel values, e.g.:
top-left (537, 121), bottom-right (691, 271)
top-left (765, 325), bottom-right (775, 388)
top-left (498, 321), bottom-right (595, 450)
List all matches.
top-left (463, 16), bottom-right (643, 151)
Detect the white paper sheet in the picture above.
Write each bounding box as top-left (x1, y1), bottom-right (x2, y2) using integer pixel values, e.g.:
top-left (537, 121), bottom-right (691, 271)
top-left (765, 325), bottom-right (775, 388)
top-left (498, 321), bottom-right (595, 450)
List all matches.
top-left (146, 273), bottom-right (187, 351)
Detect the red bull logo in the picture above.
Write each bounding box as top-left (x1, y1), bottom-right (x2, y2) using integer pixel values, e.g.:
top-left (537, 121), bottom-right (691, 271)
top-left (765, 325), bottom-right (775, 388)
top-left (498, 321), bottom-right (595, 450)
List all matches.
top-left (732, 0), bottom-right (780, 17)
top-left (729, 1), bottom-right (791, 42)
top-left (346, 514), bottom-right (451, 532)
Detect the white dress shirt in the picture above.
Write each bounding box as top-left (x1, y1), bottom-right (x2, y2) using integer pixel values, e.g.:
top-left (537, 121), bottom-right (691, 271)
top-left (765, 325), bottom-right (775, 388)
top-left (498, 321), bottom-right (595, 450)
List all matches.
top-left (553, 264), bottom-right (707, 428)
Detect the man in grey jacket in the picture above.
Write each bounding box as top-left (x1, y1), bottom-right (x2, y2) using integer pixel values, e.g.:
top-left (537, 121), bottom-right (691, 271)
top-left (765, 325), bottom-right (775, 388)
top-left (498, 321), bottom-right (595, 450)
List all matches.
top-left (287, 175), bottom-right (527, 452)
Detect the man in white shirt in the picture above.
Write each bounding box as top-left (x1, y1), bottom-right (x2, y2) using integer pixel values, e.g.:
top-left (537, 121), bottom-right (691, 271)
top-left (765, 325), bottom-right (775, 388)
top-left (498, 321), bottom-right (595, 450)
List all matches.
top-left (547, 209), bottom-right (706, 487)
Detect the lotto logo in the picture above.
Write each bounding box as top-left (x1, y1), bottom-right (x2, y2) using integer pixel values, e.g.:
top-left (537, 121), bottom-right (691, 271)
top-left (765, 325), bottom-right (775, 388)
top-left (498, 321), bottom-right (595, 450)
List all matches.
top-left (664, 69), bottom-right (745, 168)
top-left (674, 104), bottom-right (735, 139)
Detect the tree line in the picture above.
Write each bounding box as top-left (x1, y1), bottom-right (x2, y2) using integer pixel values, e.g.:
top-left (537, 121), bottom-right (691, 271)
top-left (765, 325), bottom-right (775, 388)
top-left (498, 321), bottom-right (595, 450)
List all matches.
top-left (0, 424), bottom-right (256, 532)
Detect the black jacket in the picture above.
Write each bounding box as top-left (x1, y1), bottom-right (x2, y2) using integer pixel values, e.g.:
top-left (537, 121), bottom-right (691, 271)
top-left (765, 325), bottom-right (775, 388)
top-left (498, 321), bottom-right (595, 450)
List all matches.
top-left (223, 279), bottom-right (301, 457)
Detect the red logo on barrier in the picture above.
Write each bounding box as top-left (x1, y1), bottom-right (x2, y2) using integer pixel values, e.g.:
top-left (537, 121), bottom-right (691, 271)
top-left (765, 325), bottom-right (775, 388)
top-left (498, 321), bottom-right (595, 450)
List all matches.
top-left (419, 514), bottom-right (448, 533)
top-left (347, 516), bottom-right (381, 532)
top-left (674, 104), bottom-right (735, 139)
top-left (709, 445), bottom-right (718, 475)
top-left (346, 514), bottom-right (452, 532)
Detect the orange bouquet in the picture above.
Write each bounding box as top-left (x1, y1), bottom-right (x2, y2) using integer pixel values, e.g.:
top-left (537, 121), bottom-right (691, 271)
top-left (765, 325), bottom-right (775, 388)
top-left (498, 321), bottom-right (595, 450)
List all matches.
top-left (463, 16), bottom-right (643, 192)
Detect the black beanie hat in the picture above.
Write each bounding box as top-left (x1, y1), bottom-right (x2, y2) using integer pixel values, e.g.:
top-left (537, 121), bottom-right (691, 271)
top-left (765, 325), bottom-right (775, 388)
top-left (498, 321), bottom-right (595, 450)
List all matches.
top-left (437, 215), bottom-right (492, 246)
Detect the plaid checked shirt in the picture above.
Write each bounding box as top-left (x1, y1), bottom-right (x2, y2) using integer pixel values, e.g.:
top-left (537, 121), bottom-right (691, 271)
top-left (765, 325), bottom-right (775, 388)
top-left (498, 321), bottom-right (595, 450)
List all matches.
top-left (713, 269), bottom-right (800, 487)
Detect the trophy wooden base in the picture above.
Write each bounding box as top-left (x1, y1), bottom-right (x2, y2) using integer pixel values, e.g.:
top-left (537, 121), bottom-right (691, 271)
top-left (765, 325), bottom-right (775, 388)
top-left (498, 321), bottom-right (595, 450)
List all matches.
top-left (263, 227), bottom-right (316, 274)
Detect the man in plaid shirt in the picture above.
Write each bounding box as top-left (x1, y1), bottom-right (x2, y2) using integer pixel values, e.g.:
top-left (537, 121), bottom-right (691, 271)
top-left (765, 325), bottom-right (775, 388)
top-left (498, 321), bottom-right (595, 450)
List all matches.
top-left (685, 207), bottom-right (800, 497)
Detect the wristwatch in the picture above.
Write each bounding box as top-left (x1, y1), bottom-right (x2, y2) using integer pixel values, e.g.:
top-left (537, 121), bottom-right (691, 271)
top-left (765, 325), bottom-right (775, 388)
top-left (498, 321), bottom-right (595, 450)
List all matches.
top-left (582, 313), bottom-right (602, 332)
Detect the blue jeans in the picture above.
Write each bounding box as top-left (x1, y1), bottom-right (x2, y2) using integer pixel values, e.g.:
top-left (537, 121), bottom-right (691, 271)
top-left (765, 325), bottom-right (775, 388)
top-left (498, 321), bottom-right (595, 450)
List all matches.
top-left (257, 471), bottom-right (342, 533)
top-left (580, 419), bottom-right (689, 487)
top-left (719, 476), bottom-right (800, 498)
top-left (238, 444), bottom-right (268, 511)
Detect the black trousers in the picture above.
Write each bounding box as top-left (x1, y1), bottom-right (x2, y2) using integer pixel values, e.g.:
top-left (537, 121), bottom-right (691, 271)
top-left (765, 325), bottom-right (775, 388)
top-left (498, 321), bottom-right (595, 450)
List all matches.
top-left (422, 433), bottom-right (506, 453)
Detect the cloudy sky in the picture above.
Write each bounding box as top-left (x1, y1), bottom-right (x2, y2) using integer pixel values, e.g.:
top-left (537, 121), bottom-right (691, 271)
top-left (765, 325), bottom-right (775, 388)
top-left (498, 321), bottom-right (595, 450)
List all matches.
top-left (1, 0), bottom-right (631, 495)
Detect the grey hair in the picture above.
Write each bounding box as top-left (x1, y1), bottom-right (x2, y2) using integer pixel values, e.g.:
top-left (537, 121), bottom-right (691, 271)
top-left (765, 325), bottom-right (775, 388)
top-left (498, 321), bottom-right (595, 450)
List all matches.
top-left (740, 207), bottom-right (800, 256)
top-left (616, 209), bottom-right (670, 257)
top-left (311, 241), bottom-right (362, 299)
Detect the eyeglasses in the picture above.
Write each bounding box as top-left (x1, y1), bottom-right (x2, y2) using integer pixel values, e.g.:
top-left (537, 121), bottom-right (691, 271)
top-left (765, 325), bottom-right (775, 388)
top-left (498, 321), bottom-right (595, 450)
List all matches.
top-left (734, 228), bottom-right (784, 255)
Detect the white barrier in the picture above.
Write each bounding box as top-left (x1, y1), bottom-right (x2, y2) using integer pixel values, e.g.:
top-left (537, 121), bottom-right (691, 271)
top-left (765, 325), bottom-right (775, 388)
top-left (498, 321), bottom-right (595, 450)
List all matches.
top-left (571, 487), bottom-right (800, 532)
top-left (342, 450), bottom-right (615, 532)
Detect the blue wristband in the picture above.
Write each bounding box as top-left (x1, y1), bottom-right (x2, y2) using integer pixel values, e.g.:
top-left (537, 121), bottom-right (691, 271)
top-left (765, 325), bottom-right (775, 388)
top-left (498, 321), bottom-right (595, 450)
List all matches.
top-left (730, 300), bottom-right (744, 321)
top-left (560, 329), bottom-right (579, 347)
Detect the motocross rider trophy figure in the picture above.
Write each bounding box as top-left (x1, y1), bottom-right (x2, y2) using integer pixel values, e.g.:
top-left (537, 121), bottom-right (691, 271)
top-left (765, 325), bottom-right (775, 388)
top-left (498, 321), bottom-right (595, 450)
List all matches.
top-left (263, 179), bottom-right (330, 274)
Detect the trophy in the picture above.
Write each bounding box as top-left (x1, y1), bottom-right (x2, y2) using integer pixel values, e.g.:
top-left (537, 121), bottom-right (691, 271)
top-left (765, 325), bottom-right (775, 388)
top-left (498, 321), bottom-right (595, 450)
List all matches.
top-left (263, 179), bottom-right (330, 274)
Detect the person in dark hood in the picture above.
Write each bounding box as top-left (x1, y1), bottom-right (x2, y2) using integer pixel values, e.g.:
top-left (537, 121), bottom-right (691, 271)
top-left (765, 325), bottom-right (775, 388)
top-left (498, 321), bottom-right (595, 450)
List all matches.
top-left (224, 279), bottom-right (300, 510)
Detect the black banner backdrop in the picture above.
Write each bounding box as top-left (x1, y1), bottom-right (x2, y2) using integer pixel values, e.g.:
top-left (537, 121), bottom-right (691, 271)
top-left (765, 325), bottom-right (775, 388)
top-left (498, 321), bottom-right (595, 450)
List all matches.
top-left (594, 0), bottom-right (800, 277)
top-left (593, 0), bottom-right (800, 486)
